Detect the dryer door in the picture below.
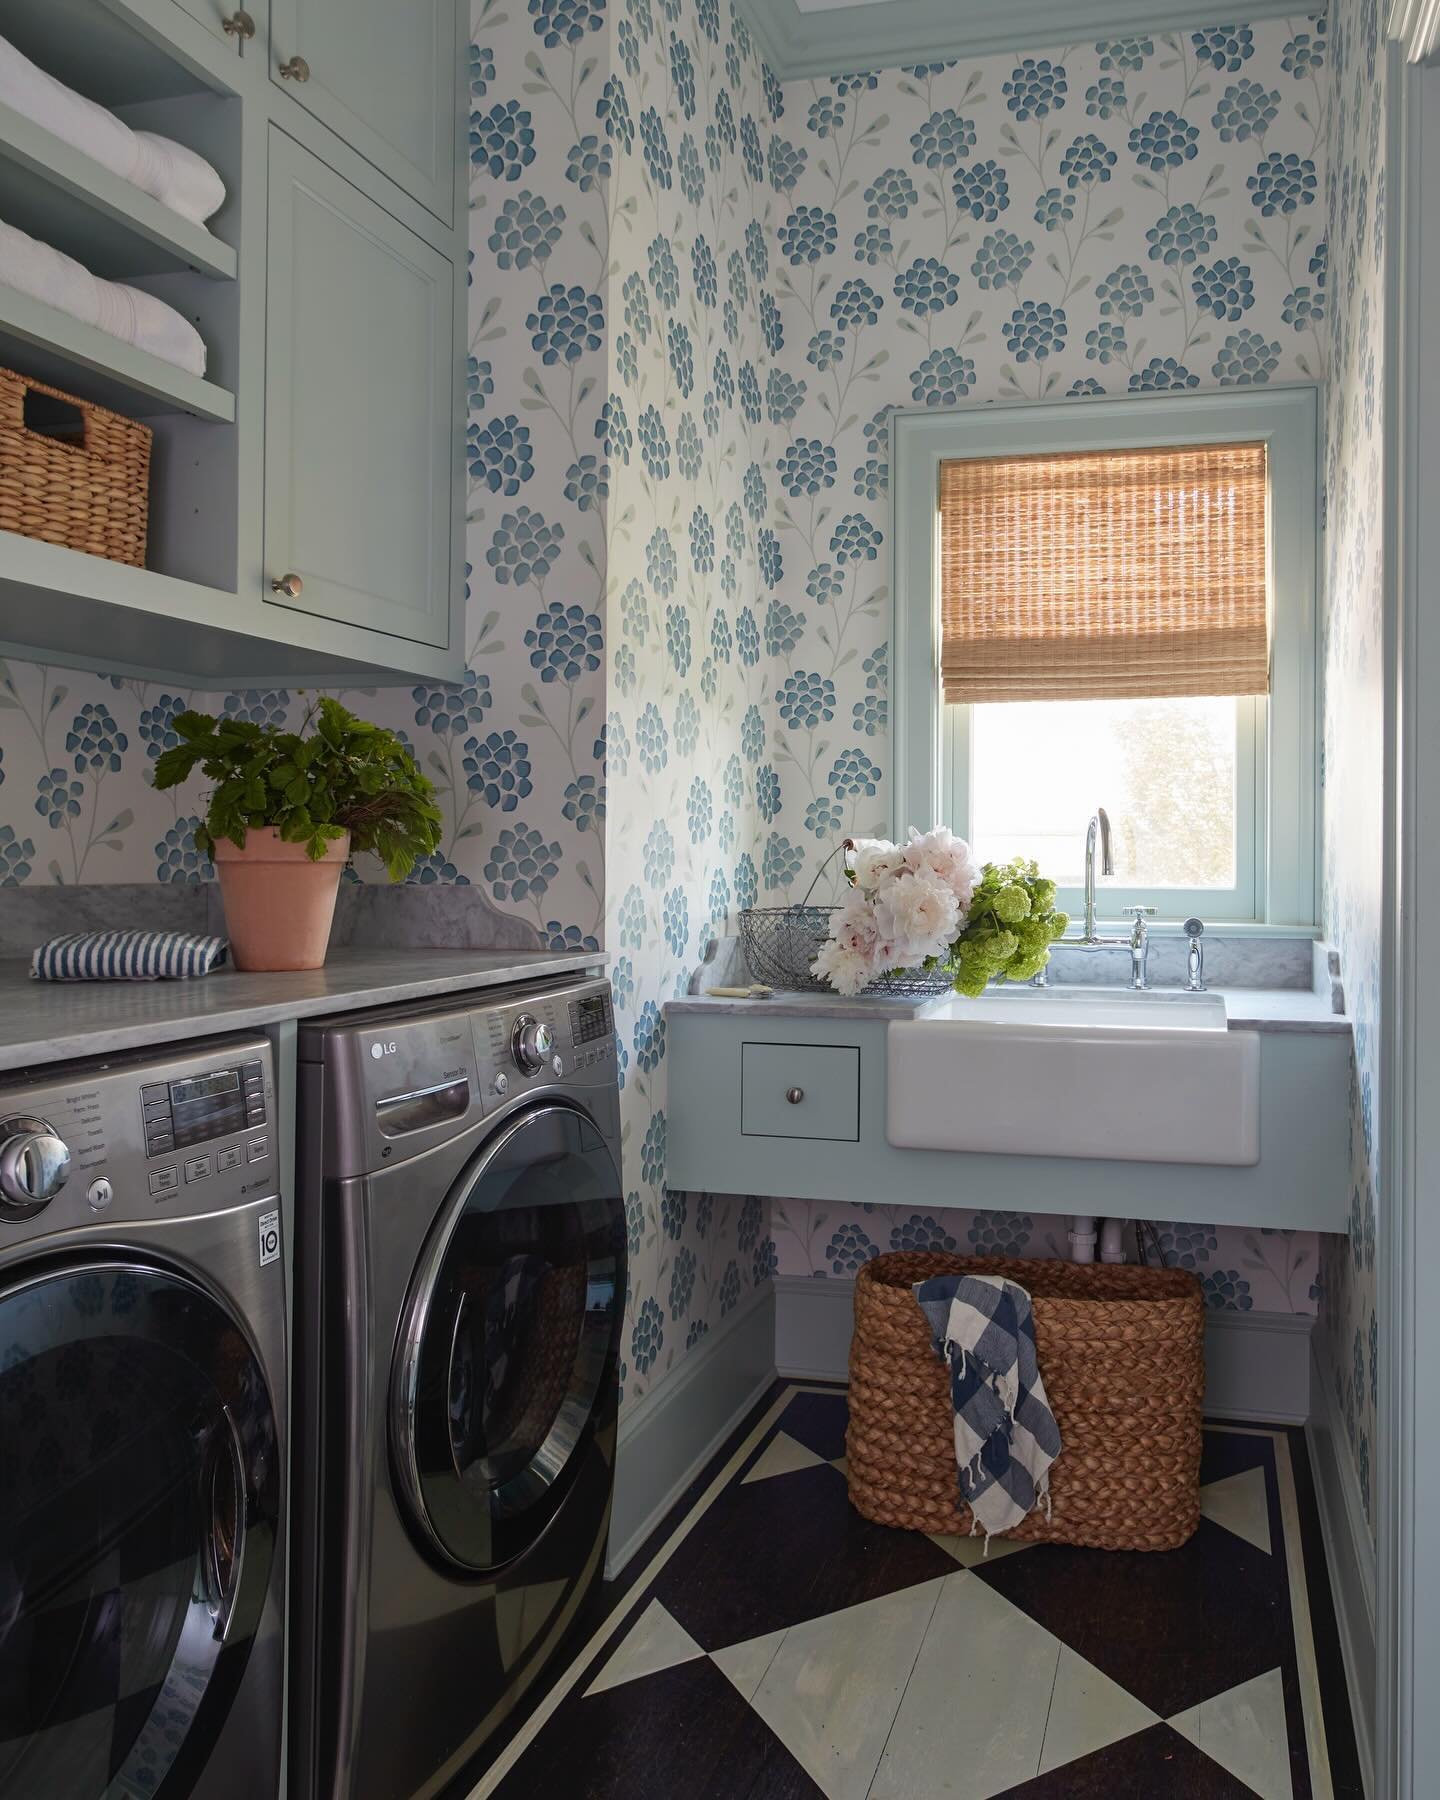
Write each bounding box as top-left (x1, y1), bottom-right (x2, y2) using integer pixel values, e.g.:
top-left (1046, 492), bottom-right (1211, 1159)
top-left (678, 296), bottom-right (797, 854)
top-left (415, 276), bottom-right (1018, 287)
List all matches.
top-left (391, 1103), bottom-right (624, 1572)
top-left (0, 1261), bottom-right (280, 1799)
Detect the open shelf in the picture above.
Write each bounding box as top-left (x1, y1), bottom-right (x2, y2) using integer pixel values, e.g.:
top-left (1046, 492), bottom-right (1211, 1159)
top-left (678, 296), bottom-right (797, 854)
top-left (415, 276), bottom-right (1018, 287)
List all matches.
top-left (0, 281), bottom-right (234, 422)
top-left (0, 0), bottom-right (229, 110)
top-left (0, 103), bottom-right (236, 282)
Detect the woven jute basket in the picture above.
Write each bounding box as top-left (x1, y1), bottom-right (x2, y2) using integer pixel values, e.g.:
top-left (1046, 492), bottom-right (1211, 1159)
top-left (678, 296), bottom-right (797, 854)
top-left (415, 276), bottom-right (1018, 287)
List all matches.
top-left (846, 1252), bottom-right (1206, 1552)
top-left (0, 369), bottom-right (151, 567)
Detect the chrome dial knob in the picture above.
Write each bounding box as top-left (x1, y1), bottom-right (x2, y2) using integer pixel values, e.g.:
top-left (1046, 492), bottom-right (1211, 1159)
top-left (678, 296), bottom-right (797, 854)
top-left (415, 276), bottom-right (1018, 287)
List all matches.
top-left (0, 1117), bottom-right (71, 1213)
top-left (510, 1015), bottom-right (555, 1075)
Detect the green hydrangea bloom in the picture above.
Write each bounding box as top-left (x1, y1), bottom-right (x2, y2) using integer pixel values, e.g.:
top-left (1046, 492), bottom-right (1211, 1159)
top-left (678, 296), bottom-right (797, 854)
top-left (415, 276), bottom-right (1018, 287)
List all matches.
top-left (941, 855), bottom-right (1067, 994)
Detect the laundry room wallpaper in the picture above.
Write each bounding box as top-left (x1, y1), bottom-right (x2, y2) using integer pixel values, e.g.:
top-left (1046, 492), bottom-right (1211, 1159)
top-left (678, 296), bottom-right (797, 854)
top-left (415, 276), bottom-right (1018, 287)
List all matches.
top-left (1313, 0), bottom-right (1385, 1546)
top-left (598, 0), bottom-right (781, 1411)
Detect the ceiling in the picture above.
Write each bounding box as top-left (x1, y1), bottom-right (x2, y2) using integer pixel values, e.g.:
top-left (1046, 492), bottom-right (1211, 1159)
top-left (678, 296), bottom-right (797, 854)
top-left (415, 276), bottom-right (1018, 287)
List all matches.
top-left (736, 0), bottom-right (1306, 78)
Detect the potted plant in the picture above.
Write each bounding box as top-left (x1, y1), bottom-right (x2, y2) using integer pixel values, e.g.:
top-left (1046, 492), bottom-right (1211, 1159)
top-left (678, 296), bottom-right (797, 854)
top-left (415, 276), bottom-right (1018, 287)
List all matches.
top-left (154, 697), bottom-right (443, 971)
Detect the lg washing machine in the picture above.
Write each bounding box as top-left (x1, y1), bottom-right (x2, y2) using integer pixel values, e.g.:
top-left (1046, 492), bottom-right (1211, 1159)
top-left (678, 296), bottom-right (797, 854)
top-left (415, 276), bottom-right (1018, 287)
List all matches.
top-left (292, 973), bottom-right (624, 1800)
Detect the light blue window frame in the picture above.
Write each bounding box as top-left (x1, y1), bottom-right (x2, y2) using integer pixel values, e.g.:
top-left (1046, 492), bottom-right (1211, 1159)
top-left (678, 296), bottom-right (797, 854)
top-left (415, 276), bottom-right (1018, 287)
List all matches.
top-left (891, 386), bottom-right (1321, 930)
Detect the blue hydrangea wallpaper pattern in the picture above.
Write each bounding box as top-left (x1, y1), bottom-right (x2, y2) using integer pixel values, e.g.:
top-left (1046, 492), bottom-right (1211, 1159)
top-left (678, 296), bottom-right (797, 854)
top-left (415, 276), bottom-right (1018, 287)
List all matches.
top-left (1314, 0), bottom-right (1384, 1545)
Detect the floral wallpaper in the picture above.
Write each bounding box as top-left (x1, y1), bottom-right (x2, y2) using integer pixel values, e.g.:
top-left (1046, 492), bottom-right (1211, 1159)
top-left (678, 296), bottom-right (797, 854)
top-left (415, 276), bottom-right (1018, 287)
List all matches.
top-left (1314, 0), bottom-right (1385, 1546)
top-left (773, 1201), bottom-right (1321, 1314)
top-left (598, 0), bottom-right (781, 1412)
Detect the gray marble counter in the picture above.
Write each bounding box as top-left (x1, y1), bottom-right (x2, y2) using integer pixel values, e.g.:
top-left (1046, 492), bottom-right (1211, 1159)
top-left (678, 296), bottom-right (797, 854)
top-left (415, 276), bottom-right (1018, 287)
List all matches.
top-left (0, 948), bottom-right (605, 1073)
top-left (667, 983), bottom-right (1350, 1034)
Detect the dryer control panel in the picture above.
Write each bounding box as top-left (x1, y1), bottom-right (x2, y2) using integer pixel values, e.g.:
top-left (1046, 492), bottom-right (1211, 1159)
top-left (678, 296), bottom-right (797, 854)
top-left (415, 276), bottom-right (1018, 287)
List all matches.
top-left (0, 1035), bottom-right (277, 1234)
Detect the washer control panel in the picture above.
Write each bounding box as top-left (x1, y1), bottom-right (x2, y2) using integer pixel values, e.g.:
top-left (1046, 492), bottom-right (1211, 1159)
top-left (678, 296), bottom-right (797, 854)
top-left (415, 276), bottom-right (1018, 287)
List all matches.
top-left (0, 1034), bottom-right (276, 1233)
top-left (472, 976), bottom-right (616, 1100)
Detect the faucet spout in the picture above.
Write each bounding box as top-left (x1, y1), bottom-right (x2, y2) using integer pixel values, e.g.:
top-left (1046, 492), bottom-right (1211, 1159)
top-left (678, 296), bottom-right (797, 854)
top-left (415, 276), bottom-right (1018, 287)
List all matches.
top-left (1083, 807), bottom-right (1114, 942)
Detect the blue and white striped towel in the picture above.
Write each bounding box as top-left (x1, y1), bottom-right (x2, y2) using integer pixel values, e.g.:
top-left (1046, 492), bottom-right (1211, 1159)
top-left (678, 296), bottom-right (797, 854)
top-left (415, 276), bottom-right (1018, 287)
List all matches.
top-left (30, 931), bottom-right (229, 982)
top-left (915, 1272), bottom-right (1062, 1542)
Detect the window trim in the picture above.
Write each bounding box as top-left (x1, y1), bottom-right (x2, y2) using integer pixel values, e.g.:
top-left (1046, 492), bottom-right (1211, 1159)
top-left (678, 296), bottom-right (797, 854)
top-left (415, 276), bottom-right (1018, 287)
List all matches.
top-left (892, 386), bottom-right (1321, 929)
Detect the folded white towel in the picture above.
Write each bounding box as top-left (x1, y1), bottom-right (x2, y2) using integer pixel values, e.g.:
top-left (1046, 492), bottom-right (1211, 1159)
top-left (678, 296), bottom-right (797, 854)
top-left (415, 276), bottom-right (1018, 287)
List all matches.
top-left (0, 216), bottom-right (207, 376)
top-left (130, 131), bottom-right (227, 228)
top-left (0, 34), bottom-right (226, 227)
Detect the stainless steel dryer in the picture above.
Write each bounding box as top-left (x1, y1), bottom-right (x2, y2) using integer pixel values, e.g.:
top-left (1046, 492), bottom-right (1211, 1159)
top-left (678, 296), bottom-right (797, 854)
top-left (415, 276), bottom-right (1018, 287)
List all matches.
top-left (0, 1035), bottom-right (286, 1800)
top-left (293, 973), bottom-right (623, 1800)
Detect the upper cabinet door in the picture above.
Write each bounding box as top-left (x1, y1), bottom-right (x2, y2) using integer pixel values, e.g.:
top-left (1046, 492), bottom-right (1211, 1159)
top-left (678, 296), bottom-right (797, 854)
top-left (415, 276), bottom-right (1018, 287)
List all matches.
top-left (264, 129), bottom-right (455, 650)
top-left (269, 0), bottom-right (457, 222)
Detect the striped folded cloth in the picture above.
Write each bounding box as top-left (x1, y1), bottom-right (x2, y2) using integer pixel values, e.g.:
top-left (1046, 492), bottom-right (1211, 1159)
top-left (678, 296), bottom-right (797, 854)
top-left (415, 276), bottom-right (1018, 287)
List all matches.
top-left (30, 931), bottom-right (229, 982)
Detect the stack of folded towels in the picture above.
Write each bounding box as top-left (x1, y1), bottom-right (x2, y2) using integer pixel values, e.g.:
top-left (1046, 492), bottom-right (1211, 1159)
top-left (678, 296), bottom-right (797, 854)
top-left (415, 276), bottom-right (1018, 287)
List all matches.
top-left (0, 33), bottom-right (227, 377)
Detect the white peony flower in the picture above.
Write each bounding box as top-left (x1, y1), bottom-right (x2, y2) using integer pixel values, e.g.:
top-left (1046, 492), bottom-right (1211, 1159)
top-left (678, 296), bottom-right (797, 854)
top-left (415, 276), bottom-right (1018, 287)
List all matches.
top-left (876, 867), bottom-right (961, 962)
top-left (902, 825), bottom-right (980, 916)
top-left (848, 836), bottom-right (909, 894)
top-left (811, 938), bottom-right (875, 995)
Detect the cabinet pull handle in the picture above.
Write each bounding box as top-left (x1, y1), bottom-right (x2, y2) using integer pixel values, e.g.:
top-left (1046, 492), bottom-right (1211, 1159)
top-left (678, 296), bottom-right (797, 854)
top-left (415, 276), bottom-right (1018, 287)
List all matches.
top-left (278, 54), bottom-right (311, 81)
top-left (270, 573), bottom-right (303, 598)
top-left (222, 10), bottom-right (255, 49)
top-left (785, 1087), bottom-right (804, 1105)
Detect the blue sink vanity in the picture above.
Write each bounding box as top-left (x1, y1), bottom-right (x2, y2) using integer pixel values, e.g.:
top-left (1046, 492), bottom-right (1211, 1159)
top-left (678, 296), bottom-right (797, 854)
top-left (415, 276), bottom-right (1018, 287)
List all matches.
top-left (665, 970), bottom-right (1351, 1234)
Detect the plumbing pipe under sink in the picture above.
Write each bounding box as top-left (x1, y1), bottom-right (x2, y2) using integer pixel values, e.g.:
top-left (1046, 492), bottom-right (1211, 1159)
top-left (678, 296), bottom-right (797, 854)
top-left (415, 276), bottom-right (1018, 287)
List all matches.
top-left (1068, 1216), bottom-right (1097, 1262)
top-left (1099, 1218), bottom-right (1126, 1263)
top-left (1068, 1217), bottom-right (1127, 1264)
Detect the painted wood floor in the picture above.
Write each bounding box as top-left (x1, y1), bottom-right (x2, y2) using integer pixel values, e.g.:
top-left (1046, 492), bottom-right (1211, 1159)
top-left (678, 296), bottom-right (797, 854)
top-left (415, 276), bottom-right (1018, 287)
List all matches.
top-left (470, 1384), bottom-right (1364, 1799)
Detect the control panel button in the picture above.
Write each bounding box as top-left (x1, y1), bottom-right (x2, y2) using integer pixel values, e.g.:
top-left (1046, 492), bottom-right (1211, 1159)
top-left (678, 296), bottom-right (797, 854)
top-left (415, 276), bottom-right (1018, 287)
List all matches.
top-left (551, 1054), bottom-right (565, 1077)
top-left (146, 1134), bottom-right (175, 1157)
top-left (492, 1072), bottom-right (509, 1097)
top-left (149, 1167), bottom-right (178, 1196)
top-left (87, 1177), bottom-right (113, 1211)
top-left (184, 1155), bottom-right (212, 1183)
top-left (217, 1146), bottom-right (243, 1173)
top-left (246, 1137), bottom-right (269, 1163)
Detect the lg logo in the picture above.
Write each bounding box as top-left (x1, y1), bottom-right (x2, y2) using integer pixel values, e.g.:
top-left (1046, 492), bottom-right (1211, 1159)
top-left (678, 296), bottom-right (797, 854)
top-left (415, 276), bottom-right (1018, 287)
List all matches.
top-left (369, 1041), bottom-right (398, 1061)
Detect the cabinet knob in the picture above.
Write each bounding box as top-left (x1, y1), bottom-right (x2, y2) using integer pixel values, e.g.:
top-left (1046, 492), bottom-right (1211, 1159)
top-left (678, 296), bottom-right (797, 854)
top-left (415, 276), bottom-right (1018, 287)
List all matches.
top-left (278, 54), bottom-right (311, 81)
top-left (785, 1087), bottom-right (804, 1105)
top-left (221, 10), bottom-right (255, 44)
top-left (270, 573), bottom-right (303, 598)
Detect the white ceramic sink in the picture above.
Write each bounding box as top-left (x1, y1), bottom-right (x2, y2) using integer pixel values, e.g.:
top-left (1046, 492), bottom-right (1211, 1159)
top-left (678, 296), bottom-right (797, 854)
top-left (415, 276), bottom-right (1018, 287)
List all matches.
top-left (887, 985), bottom-right (1259, 1165)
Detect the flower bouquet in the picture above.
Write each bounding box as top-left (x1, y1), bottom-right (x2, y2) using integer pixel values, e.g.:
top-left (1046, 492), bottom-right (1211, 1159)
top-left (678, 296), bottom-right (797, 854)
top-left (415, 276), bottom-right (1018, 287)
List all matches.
top-left (811, 828), bottom-right (1069, 998)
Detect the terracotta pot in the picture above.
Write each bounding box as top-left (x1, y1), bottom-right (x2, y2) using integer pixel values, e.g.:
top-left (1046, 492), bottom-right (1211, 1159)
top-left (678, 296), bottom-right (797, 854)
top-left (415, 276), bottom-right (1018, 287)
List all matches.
top-left (212, 828), bottom-right (350, 971)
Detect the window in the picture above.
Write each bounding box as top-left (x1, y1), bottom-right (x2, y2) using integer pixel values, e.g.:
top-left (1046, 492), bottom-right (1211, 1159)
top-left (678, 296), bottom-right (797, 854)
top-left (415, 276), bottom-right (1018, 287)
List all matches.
top-left (893, 389), bottom-right (1319, 926)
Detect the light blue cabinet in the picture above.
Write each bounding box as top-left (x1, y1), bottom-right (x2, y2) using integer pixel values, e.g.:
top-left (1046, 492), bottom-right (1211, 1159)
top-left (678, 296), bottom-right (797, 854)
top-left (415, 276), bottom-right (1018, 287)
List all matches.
top-left (269, 0), bottom-right (457, 223)
top-left (264, 129), bottom-right (454, 649)
top-left (166, 0), bottom-right (256, 43)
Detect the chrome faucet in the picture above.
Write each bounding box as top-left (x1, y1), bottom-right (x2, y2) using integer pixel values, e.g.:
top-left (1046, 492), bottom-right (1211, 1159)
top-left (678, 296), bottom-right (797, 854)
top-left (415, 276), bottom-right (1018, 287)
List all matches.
top-left (1184, 916), bottom-right (1206, 991)
top-left (1082, 807), bottom-right (1114, 942)
top-left (1123, 906), bottom-right (1157, 991)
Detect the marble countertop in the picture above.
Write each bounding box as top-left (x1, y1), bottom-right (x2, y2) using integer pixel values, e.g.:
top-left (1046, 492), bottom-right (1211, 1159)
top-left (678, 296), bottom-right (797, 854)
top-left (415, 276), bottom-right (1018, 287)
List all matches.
top-left (0, 948), bottom-right (606, 1073)
top-left (667, 983), bottom-right (1350, 1034)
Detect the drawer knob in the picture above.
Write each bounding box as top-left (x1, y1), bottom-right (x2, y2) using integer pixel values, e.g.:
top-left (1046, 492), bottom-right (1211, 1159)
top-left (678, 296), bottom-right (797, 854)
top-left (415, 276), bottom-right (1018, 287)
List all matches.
top-left (270, 573), bottom-right (303, 598)
top-left (222, 10), bottom-right (256, 45)
top-left (785, 1086), bottom-right (804, 1105)
top-left (279, 54), bottom-right (311, 81)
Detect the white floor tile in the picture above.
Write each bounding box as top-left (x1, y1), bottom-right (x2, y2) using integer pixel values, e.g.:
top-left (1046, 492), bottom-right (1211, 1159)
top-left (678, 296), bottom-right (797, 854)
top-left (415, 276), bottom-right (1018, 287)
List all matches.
top-left (1201, 1466), bottom-right (1273, 1556)
top-left (742, 1431), bottom-right (828, 1484)
top-left (585, 1599), bottom-right (704, 1697)
top-left (1038, 1645), bottom-right (1158, 1773)
top-left (748, 1578), bottom-right (945, 1800)
top-left (926, 1529), bottom-right (1032, 1568)
top-left (869, 1572), bottom-right (1060, 1800)
top-left (1170, 1666), bottom-right (1294, 1800)
top-left (711, 1629), bottom-right (789, 1702)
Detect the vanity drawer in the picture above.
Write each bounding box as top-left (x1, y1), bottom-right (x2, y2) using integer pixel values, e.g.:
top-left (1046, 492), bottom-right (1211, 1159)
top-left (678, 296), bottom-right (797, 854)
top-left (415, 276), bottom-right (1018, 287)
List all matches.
top-left (741, 1042), bottom-right (860, 1141)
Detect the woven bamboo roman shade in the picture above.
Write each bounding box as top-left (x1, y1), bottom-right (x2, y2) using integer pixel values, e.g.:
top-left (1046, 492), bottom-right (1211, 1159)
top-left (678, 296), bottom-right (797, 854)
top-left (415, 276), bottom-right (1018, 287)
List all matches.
top-left (938, 440), bottom-right (1270, 703)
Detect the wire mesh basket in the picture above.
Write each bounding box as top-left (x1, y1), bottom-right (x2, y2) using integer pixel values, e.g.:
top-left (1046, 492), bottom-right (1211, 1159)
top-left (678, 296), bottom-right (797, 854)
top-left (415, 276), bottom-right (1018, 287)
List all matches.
top-left (738, 905), bottom-right (955, 997)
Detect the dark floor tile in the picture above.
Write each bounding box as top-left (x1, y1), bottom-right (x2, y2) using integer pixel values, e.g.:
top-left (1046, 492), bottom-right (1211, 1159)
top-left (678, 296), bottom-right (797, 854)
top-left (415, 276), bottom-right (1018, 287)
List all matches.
top-left (776, 1390), bottom-right (849, 1462)
top-left (488, 1657), bottom-right (823, 1800)
top-left (1200, 1424), bottom-right (1278, 1485)
top-left (998, 1722), bottom-right (1256, 1797)
top-left (974, 1519), bottom-right (1290, 1719)
top-left (652, 1461), bottom-right (958, 1650)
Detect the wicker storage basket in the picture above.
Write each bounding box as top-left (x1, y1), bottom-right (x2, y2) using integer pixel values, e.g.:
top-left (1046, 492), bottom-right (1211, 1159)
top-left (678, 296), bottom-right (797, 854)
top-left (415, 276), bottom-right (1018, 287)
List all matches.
top-left (846, 1252), bottom-right (1206, 1552)
top-left (0, 369), bottom-right (151, 567)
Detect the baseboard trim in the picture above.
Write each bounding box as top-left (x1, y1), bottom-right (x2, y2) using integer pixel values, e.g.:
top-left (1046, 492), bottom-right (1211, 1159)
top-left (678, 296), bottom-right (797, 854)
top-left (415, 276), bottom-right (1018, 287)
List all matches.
top-left (607, 1283), bottom-right (777, 1578)
top-left (1305, 1341), bottom-right (1377, 1797)
top-left (773, 1274), bottom-right (1315, 1422)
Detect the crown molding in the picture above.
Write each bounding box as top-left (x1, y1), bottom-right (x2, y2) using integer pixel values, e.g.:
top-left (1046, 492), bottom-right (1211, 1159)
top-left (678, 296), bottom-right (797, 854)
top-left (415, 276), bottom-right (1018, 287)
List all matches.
top-left (736, 0), bottom-right (1307, 81)
top-left (1388, 0), bottom-right (1440, 61)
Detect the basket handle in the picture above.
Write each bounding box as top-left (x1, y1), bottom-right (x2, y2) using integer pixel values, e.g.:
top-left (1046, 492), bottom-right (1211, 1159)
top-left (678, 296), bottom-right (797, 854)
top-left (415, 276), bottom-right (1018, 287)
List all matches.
top-left (796, 836), bottom-right (858, 908)
top-left (4, 376), bottom-right (89, 451)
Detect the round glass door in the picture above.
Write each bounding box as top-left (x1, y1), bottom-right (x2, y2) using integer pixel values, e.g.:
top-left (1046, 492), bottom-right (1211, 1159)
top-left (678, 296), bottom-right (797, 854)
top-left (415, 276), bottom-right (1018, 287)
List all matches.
top-left (391, 1104), bottom-right (624, 1573)
top-left (0, 1262), bottom-right (279, 1800)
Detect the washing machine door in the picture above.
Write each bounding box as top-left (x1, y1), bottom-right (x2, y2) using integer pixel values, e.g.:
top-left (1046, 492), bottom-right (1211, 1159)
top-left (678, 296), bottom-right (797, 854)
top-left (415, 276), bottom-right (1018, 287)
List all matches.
top-left (0, 1260), bottom-right (280, 1800)
top-left (391, 1103), bottom-right (623, 1573)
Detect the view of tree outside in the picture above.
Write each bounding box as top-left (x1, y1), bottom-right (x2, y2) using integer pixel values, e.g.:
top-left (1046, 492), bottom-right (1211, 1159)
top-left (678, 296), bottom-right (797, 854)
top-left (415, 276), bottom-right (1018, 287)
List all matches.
top-left (968, 696), bottom-right (1237, 889)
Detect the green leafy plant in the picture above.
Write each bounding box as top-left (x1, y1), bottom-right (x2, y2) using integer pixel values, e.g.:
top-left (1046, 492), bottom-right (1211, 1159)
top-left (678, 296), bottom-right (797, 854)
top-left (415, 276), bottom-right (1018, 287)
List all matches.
top-left (153, 697), bottom-right (444, 880)
top-left (947, 858), bottom-right (1070, 996)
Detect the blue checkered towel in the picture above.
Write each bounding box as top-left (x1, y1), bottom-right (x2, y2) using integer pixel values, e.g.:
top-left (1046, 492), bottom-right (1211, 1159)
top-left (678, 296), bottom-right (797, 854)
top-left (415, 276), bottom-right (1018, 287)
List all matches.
top-left (30, 931), bottom-right (229, 981)
top-left (914, 1272), bottom-right (1062, 1542)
